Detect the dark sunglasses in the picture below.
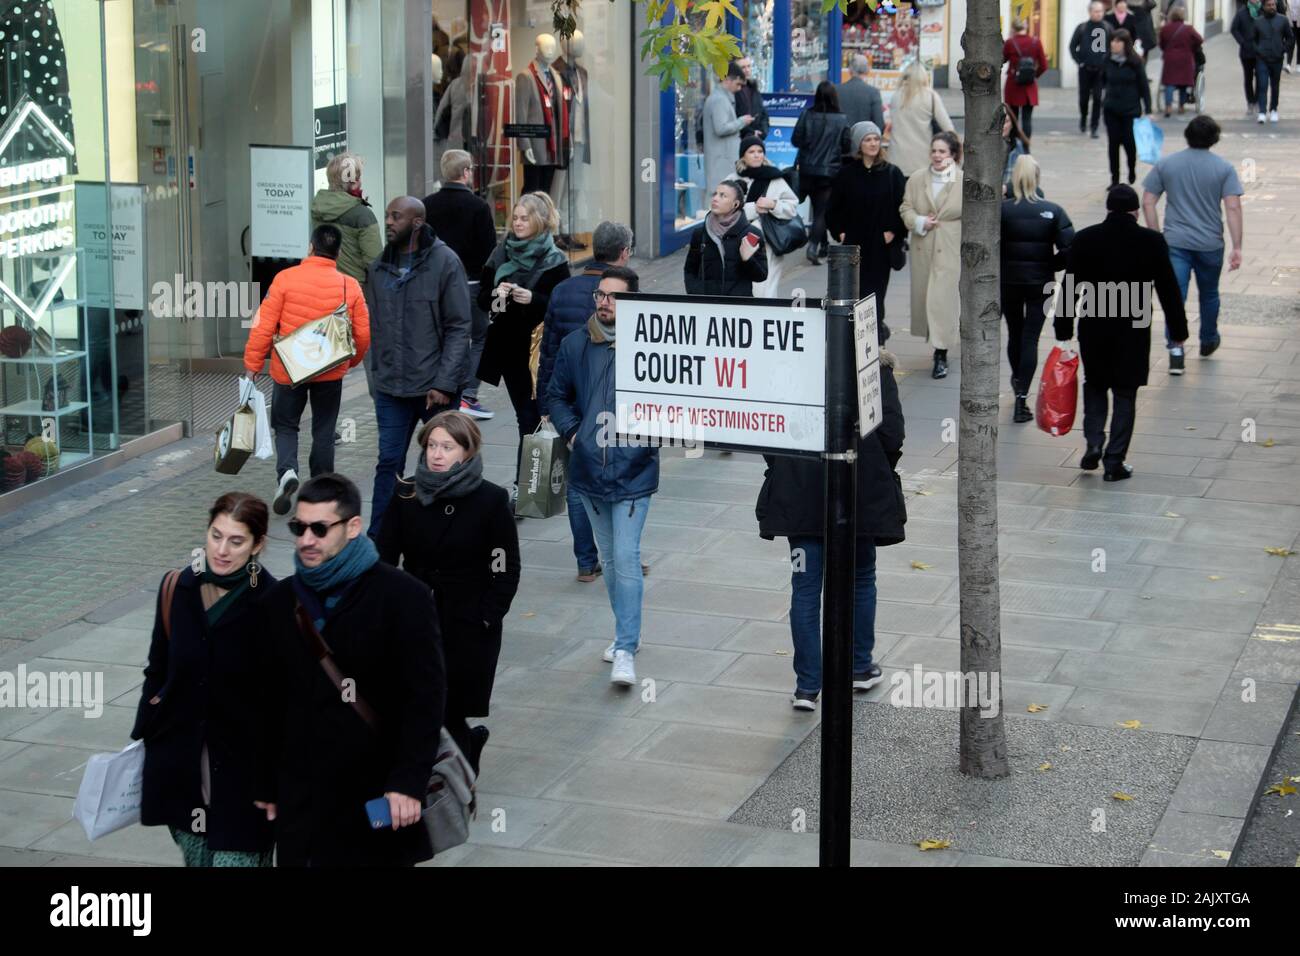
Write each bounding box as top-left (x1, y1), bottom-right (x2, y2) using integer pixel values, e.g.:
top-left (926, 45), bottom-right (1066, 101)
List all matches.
top-left (288, 517), bottom-right (347, 538)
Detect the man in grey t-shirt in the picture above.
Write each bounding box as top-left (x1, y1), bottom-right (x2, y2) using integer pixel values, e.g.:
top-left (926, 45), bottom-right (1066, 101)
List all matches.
top-left (1141, 115), bottom-right (1244, 373)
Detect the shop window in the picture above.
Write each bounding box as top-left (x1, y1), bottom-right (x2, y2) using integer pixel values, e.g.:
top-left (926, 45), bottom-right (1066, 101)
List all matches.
top-left (790, 0), bottom-right (828, 92)
top-left (841, 0), bottom-right (948, 93)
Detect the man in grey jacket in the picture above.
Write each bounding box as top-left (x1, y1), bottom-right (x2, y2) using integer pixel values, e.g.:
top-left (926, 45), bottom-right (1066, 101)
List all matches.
top-left (703, 63), bottom-right (754, 200)
top-left (835, 55), bottom-right (885, 135)
top-left (364, 195), bottom-right (472, 536)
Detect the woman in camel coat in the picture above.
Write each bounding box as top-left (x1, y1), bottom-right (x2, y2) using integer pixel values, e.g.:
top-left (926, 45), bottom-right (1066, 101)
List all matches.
top-left (899, 130), bottom-right (963, 379)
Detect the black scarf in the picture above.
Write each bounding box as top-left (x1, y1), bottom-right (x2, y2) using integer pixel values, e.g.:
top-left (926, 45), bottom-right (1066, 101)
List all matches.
top-left (414, 452), bottom-right (484, 506)
top-left (741, 164), bottom-right (784, 204)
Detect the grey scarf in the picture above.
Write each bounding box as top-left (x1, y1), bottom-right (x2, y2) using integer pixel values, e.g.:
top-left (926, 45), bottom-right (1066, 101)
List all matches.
top-left (414, 452), bottom-right (484, 506)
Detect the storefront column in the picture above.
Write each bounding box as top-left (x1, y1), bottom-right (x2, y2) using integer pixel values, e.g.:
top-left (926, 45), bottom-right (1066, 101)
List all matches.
top-left (827, 5), bottom-right (843, 83)
top-left (380, 0), bottom-right (434, 199)
top-left (773, 0), bottom-right (792, 90)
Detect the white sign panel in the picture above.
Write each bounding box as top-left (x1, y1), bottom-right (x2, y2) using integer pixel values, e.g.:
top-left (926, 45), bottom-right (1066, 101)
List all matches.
top-left (853, 294), bottom-right (883, 438)
top-left (250, 145), bottom-right (313, 259)
top-left (615, 294), bottom-right (825, 454)
top-left (75, 182), bottom-right (146, 310)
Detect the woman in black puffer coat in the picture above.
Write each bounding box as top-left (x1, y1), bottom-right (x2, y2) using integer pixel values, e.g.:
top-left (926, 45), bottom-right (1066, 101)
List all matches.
top-left (684, 180), bottom-right (769, 297)
top-left (1001, 154), bottom-right (1075, 424)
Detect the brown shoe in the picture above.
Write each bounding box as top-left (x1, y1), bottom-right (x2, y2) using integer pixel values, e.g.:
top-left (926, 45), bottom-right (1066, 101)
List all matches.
top-left (576, 564), bottom-right (602, 583)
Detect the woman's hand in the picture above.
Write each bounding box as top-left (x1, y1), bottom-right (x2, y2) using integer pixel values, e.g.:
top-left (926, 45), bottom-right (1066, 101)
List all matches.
top-left (739, 233), bottom-right (760, 262)
top-left (510, 285), bottom-right (533, 305)
top-left (884, 230), bottom-right (896, 244)
top-left (755, 196), bottom-right (776, 212)
top-left (924, 215), bottom-right (939, 230)
top-left (385, 791), bottom-right (422, 830)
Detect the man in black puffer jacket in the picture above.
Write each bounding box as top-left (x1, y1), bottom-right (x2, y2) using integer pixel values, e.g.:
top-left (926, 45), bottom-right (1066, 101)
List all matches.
top-left (756, 338), bottom-right (906, 711)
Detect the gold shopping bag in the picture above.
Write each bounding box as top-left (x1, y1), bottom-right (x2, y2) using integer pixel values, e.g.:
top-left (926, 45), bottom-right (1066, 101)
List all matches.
top-left (273, 303), bottom-right (356, 385)
top-left (214, 405), bottom-right (257, 475)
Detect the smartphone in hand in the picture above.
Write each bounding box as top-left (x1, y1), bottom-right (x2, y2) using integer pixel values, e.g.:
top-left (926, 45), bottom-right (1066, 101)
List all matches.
top-left (743, 232), bottom-right (760, 248)
top-left (365, 796), bottom-right (392, 830)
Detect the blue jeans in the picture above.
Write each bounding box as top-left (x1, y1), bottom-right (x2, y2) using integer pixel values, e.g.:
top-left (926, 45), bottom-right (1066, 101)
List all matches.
top-left (368, 392), bottom-right (454, 536)
top-left (1255, 58), bottom-right (1282, 113)
top-left (1162, 84), bottom-right (1189, 109)
top-left (788, 536), bottom-right (878, 694)
top-left (579, 494), bottom-right (651, 655)
top-left (1165, 245), bottom-right (1222, 348)
top-left (568, 484), bottom-right (599, 571)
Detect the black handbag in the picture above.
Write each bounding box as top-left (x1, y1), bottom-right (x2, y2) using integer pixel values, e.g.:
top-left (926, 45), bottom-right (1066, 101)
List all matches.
top-left (761, 211), bottom-right (808, 256)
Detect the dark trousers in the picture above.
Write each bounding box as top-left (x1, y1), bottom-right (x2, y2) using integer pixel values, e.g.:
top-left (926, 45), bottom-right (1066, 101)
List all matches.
top-left (368, 392), bottom-right (457, 536)
top-left (271, 380), bottom-right (343, 481)
top-left (1103, 109), bottom-right (1136, 185)
top-left (1241, 55), bottom-right (1258, 106)
top-left (1082, 381), bottom-right (1138, 470)
top-left (463, 293), bottom-right (489, 400)
top-left (804, 174), bottom-right (833, 251)
top-left (523, 163), bottom-right (556, 193)
top-left (499, 345), bottom-right (542, 477)
top-left (1010, 103), bottom-right (1034, 139)
top-left (1002, 284), bottom-right (1050, 395)
top-left (1256, 59), bottom-right (1283, 113)
top-left (1078, 66), bottom-right (1104, 131)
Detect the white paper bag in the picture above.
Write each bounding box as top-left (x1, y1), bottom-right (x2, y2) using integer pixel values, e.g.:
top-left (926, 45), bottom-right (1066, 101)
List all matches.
top-left (239, 376), bottom-right (273, 460)
top-left (73, 740), bottom-right (144, 841)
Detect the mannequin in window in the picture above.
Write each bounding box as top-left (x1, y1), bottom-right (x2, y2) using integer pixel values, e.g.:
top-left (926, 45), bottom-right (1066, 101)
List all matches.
top-left (553, 30), bottom-right (590, 251)
top-left (514, 34), bottom-right (571, 195)
top-left (433, 47), bottom-right (471, 185)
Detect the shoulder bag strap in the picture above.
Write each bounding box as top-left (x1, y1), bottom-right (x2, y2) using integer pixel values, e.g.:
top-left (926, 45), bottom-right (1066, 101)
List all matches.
top-left (161, 569), bottom-right (181, 640)
top-left (294, 601), bottom-right (382, 732)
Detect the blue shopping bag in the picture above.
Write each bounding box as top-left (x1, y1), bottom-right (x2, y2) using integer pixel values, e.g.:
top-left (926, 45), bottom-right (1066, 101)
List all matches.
top-left (1134, 117), bottom-right (1163, 165)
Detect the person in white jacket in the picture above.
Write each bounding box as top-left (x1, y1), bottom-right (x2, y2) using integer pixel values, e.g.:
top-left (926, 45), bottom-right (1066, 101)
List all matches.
top-left (734, 135), bottom-right (800, 298)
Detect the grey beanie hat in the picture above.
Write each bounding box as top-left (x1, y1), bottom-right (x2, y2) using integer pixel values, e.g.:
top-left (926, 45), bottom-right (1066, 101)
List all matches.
top-left (848, 120), bottom-right (883, 155)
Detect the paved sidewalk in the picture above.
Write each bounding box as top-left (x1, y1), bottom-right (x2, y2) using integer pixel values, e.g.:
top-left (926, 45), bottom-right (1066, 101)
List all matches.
top-left (0, 33), bottom-right (1296, 867)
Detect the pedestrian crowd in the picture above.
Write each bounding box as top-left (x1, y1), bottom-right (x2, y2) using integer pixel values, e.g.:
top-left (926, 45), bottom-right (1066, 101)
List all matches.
top-left (134, 29), bottom-right (1252, 865)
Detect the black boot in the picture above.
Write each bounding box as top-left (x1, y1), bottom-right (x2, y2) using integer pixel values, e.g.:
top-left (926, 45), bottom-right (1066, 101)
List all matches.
top-left (1080, 445), bottom-right (1103, 470)
top-left (932, 349), bottom-right (948, 379)
top-left (1013, 395), bottom-right (1033, 423)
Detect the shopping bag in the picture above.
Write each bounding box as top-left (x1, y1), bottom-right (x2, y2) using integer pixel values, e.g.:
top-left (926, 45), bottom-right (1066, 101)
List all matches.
top-left (515, 422), bottom-right (569, 518)
top-left (240, 376), bottom-right (273, 460)
top-left (272, 302), bottom-right (356, 385)
top-left (1133, 117), bottom-right (1163, 165)
top-left (215, 379), bottom-right (258, 475)
top-left (1036, 345), bottom-right (1080, 437)
top-left (73, 740), bottom-right (144, 841)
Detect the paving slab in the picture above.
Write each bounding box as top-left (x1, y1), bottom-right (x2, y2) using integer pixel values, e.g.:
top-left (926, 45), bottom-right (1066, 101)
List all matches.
top-left (527, 804), bottom-right (757, 866)
top-left (1167, 740), bottom-right (1273, 819)
top-left (542, 757), bottom-right (764, 818)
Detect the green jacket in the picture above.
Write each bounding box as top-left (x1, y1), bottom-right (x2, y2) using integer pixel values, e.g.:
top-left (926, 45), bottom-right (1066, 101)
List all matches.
top-left (310, 189), bottom-right (383, 283)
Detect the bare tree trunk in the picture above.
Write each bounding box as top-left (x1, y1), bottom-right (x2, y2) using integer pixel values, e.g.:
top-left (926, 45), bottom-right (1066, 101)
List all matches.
top-left (955, 0), bottom-right (1009, 778)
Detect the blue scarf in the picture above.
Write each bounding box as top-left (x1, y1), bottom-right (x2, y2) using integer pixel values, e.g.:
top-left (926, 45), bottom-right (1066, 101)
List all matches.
top-left (292, 533), bottom-right (380, 631)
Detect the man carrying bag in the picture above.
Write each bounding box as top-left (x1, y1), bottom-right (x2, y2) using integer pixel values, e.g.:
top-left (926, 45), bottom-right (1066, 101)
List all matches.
top-left (244, 224), bottom-right (371, 515)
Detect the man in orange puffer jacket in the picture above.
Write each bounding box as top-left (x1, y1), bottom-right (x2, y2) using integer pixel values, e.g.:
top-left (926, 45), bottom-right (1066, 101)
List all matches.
top-left (244, 224), bottom-right (371, 515)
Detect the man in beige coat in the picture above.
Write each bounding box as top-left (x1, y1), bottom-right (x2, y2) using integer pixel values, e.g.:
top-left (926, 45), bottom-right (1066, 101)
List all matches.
top-left (899, 131), bottom-right (963, 378)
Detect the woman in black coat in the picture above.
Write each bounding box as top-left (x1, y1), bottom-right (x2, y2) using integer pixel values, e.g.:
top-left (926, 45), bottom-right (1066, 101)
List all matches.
top-left (377, 410), bottom-right (520, 772)
top-left (1054, 186), bottom-right (1187, 481)
top-left (826, 120), bottom-right (907, 337)
top-left (131, 492), bottom-right (276, 866)
top-left (756, 349), bottom-right (906, 711)
top-left (476, 192), bottom-right (572, 481)
top-left (1001, 154), bottom-right (1075, 423)
top-left (684, 180), bottom-right (769, 297)
top-left (792, 81), bottom-right (849, 264)
top-left (1101, 30), bottom-right (1152, 187)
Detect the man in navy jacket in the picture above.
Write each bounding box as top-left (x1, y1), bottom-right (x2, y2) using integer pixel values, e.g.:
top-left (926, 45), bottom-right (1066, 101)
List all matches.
top-left (538, 221), bottom-right (634, 582)
top-left (547, 266), bottom-right (658, 689)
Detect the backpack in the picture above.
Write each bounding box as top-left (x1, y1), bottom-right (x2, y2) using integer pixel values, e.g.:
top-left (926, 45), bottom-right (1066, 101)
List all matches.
top-left (1012, 37), bottom-right (1038, 85)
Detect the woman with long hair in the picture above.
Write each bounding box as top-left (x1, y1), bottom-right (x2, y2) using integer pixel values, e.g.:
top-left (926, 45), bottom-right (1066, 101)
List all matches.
top-left (734, 136), bottom-right (800, 297)
top-left (1101, 29), bottom-right (1152, 187)
top-left (827, 121), bottom-right (907, 336)
top-left (887, 59), bottom-right (956, 177)
top-left (899, 131), bottom-right (964, 379)
top-left (1001, 154), bottom-right (1075, 423)
top-left (132, 493), bottom-right (277, 867)
top-left (684, 180), bottom-right (769, 297)
top-left (1001, 106), bottom-right (1032, 195)
top-left (792, 81), bottom-right (848, 265)
top-left (376, 411), bottom-right (520, 772)
top-left (477, 192), bottom-right (572, 497)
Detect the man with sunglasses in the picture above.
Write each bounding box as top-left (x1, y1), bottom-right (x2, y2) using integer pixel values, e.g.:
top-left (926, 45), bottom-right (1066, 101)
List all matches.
top-left (255, 473), bottom-right (445, 866)
top-left (547, 266), bottom-right (658, 688)
top-left (536, 221), bottom-right (634, 583)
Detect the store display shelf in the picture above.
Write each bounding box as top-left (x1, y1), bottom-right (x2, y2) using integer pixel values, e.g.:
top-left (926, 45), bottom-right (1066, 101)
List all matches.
top-left (0, 399), bottom-right (89, 417)
top-left (0, 349), bottom-right (87, 365)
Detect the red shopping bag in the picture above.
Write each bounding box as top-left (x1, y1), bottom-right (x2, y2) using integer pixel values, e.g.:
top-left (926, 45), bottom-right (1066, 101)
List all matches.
top-left (1036, 346), bottom-right (1079, 437)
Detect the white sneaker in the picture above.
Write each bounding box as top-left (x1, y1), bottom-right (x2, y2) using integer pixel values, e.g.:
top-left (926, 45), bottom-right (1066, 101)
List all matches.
top-left (1258, 113), bottom-right (1267, 124)
top-left (610, 650), bottom-right (636, 686)
top-left (602, 641), bottom-right (616, 663)
top-left (1270, 110), bottom-right (1279, 123)
top-left (1285, 64), bottom-right (1293, 74)
top-left (273, 469), bottom-right (299, 516)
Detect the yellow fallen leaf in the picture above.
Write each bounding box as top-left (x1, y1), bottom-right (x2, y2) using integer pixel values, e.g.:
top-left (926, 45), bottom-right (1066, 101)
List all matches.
top-left (1211, 850), bottom-right (1230, 860)
top-left (1184, 426), bottom-right (1196, 431)
top-left (1262, 438), bottom-right (1276, 447)
top-left (1038, 762), bottom-right (1052, 771)
top-left (910, 561), bottom-right (932, 571)
top-left (1265, 547), bottom-right (1296, 557)
top-left (774, 650), bottom-right (789, 656)
top-left (1117, 720), bottom-right (1142, 729)
top-left (1265, 784), bottom-right (1297, 797)
top-left (917, 839), bottom-right (951, 851)
top-left (1027, 703), bottom-right (1049, 713)
top-left (1163, 512), bottom-right (1181, 518)
top-left (1207, 575), bottom-right (1222, 581)
top-left (1288, 776), bottom-right (1300, 784)
top-left (1060, 745), bottom-right (1072, 752)
top-left (916, 490), bottom-right (933, 496)
top-left (1112, 792), bottom-right (1135, 801)
top-left (521, 611), bottom-right (536, 618)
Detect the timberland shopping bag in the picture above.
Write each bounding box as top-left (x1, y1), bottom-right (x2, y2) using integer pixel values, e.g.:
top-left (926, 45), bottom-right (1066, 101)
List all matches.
top-left (515, 422), bottom-right (569, 518)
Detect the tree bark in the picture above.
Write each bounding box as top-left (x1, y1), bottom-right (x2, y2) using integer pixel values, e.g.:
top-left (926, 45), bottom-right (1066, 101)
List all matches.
top-left (956, 0), bottom-right (1009, 778)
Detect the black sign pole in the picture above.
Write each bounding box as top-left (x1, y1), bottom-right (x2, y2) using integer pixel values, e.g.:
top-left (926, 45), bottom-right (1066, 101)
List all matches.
top-left (820, 244), bottom-right (859, 867)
